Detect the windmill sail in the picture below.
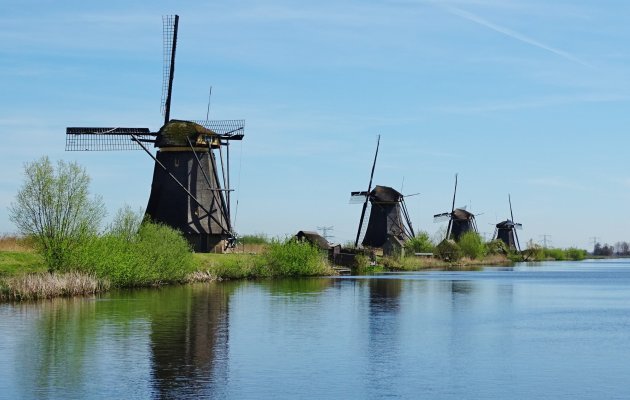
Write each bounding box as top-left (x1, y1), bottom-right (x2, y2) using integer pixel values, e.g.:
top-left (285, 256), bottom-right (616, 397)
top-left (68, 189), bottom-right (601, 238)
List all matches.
top-left (65, 127), bottom-right (154, 151)
top-left (161, 15), bottom-right (179, 124)
top-left (354, 135), bottom-right (380, 248)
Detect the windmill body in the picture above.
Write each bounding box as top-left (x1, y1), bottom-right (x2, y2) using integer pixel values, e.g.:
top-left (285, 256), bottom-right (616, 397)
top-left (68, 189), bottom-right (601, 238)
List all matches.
top-left (493, 195), bottom-right (522, 251)
top-left (362, 185), bottom-right (412, 248)
top-left (449, 208), bottom-right (477, 241)
top-left (145, 120), bottom-right (233, 252)
top-left (65, 16), bottom-right (245, 253)
top-left (495, 220), bottom-right (518, 250)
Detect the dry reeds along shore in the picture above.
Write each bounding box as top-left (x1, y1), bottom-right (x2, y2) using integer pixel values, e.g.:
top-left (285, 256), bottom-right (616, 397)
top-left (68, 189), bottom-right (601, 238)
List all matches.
top-left (0, 271), bottom-right (109, 301)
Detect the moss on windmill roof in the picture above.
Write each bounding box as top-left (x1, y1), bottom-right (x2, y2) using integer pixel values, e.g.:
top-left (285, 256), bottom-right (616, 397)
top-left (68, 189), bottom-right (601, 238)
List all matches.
top-left (156, 120), bottom-right (217, 147)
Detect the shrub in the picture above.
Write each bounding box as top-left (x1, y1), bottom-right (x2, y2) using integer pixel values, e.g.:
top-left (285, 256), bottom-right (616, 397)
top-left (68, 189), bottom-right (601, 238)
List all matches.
top-left (435, 239), bottom-right (462, 261)
top-left (69, 221), bottom-right (194, 287)
top-left (262, 239), bottom-right (333, 277)
top-left (486, 239), bottom-right (509, 255)
top-left (405, 231), bottom-right (435, 254)
top-left (239, 234), bottom-right (270, 245)
top-left (543, 247), bottom-right (565, 261)
top-left (565, 247), bottom-right (587, 260)
top-left (458, 231), bottom-right (486, 259)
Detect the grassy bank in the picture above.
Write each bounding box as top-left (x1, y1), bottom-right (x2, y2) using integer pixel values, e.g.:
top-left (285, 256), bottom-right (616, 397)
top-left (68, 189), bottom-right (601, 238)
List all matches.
top-left (378, 254), bottom-right (512, 272)
top-left (0, 236), bottom-right (336, 302)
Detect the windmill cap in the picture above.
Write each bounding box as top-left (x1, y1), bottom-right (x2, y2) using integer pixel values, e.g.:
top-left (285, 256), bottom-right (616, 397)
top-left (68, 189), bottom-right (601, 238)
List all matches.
top-left (452, 208), bottom-right (474, 219)
top-left (496, 220), bottom-right (516, 228)
top-left (370, 185), bottom-right (404, 203)
top-left (156, 120), bottom-right (218, 148)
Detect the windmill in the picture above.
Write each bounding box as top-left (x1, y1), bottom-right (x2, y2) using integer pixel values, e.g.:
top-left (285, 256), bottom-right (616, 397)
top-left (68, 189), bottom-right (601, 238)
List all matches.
top-left (433, 174), bottom-right (478, 241)
top-left (65, 15), bottom-right (245, 253)
top-left (493, 194), bottom-right (522, 251)
top-left (350, 136), bottom-right (415, 253)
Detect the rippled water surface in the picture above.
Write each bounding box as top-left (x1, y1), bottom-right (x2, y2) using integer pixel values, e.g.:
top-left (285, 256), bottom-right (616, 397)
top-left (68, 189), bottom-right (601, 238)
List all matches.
top-left (2, 259), bottom-right (630, 399)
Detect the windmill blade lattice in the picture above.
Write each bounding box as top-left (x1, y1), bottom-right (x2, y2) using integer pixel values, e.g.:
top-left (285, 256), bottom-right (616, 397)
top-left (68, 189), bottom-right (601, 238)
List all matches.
top-left (65, 127), bottom-right (154, 151)
top-left (161, 15), bottom-right (179, 123)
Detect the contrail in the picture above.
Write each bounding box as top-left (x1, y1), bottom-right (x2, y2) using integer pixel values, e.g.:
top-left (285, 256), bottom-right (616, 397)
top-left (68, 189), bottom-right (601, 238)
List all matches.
top-left (440, 4), bottom-right (591, 67)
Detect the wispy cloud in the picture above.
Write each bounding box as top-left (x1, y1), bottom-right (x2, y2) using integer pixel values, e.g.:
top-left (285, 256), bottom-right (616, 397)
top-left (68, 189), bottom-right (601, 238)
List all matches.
top-left (433, 93), bottom-right (630, 114)
top-left (437, 3), bottom-right (592, 67)
top-left (527, 177), bottom-right (589, 191)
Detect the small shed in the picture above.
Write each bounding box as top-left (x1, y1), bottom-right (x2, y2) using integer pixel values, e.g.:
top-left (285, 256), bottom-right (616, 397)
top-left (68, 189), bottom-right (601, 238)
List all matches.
top-left (295, 231), bottom-right (331, 250)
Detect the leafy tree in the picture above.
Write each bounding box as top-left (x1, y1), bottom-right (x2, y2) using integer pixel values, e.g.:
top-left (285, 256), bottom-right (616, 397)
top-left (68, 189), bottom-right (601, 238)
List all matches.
top-left (9, 156), bottom-right (104, 271)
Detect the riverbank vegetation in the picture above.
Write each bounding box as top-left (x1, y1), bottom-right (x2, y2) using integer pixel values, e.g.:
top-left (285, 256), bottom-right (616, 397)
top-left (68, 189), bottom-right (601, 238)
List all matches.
top-left (194, 239), bottom-right (334, 280)
top-left (0, 157), bottom-right (593, 302)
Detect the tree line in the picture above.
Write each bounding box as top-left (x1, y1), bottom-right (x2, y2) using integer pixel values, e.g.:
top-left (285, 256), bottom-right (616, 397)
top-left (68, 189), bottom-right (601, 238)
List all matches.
top-left (593, 242), bottom-right (630, 257)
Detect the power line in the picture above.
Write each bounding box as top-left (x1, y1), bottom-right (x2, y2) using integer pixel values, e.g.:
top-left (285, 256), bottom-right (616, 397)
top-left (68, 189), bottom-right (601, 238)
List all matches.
top-left (589, 236), bottom-right (600, 250)
top-left (317, 226), bottom-right (334, 241)
top-left (539, 234), bottom-right (552, 248)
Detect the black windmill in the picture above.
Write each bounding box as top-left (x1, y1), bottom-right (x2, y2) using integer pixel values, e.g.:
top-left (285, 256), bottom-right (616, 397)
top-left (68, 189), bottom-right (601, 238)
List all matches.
top-left (65, 15), bottom-right (245, 253)
top-left (350, 136), bottom-right (415, 252)
top-left (433, 174), bottom-right (478, 241)
top-left (493, 195), bottom-right (522, 251)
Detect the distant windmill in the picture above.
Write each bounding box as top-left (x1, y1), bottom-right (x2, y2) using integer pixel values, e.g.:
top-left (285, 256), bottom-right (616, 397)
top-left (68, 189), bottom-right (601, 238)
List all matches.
top-left (493, 194), bottom-right (522, 251)
top-left (433, 174), bottom-right (478, 241)
top-left (65, 15), bottom-right (245, 253)
top-left (350, 136), bottom-right (415, 252)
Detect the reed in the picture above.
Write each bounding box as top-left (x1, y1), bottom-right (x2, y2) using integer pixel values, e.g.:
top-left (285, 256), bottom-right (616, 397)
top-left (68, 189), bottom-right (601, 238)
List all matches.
top-left (0, 271), bottom-right (109, 301)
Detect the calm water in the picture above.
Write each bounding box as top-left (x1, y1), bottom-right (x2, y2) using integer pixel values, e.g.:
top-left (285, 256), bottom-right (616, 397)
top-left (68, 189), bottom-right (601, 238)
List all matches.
top-left (2, 260), bottom-right (630, 399)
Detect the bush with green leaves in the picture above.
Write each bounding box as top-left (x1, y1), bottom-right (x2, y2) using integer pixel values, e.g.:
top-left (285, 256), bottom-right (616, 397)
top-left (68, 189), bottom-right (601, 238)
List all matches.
top-left (238, 234), bottom-right (270, 245)
top-left (262, 239), bottom-right (333, 277)
top-left (9, 156), bottom-right (104, 272)
top-left (404, 231), bottom-right (435, 254)
top-left (458, 231), bottom-right (486, 259)
top-left (565, 247), bottom-right (587, 260)
top-left (70, 221), bottom-right (194, 287)
top-left (486, 239), bottom-right (509, 255)
top-left (435, 239), bottom-right (462, 261)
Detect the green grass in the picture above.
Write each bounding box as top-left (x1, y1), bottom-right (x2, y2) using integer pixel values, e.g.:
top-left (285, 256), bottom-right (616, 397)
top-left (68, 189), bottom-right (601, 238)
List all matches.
top-left (0, 251), bottom-right (46, 276)
top-left (194, 239), bottom-right (335, 279)
top-left (194, 253), bottom-right (264, 280)
top-left (238, 233), bottom-right (271, 245)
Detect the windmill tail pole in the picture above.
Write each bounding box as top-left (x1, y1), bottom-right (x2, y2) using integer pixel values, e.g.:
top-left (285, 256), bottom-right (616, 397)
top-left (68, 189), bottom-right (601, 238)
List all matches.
top-left (354, 135), bottom-right (381, 247)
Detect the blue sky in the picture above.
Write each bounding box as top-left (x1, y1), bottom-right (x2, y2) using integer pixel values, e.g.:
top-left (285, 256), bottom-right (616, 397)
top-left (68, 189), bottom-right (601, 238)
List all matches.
top-left (2, 0), bottom-right (630, 249)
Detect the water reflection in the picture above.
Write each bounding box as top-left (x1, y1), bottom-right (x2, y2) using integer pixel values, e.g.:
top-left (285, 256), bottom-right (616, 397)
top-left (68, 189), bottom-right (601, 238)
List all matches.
top-left (6, 283), bottom-right (236, 399)
top-left (365, 278), bottom-right (403, 398)
top-left (149, 283), bottom-right (233, 399)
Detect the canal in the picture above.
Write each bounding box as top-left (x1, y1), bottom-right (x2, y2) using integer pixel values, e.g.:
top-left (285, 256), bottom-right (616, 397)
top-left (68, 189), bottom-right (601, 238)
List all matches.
top-left (1, 259), bottom-right (629, 399)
